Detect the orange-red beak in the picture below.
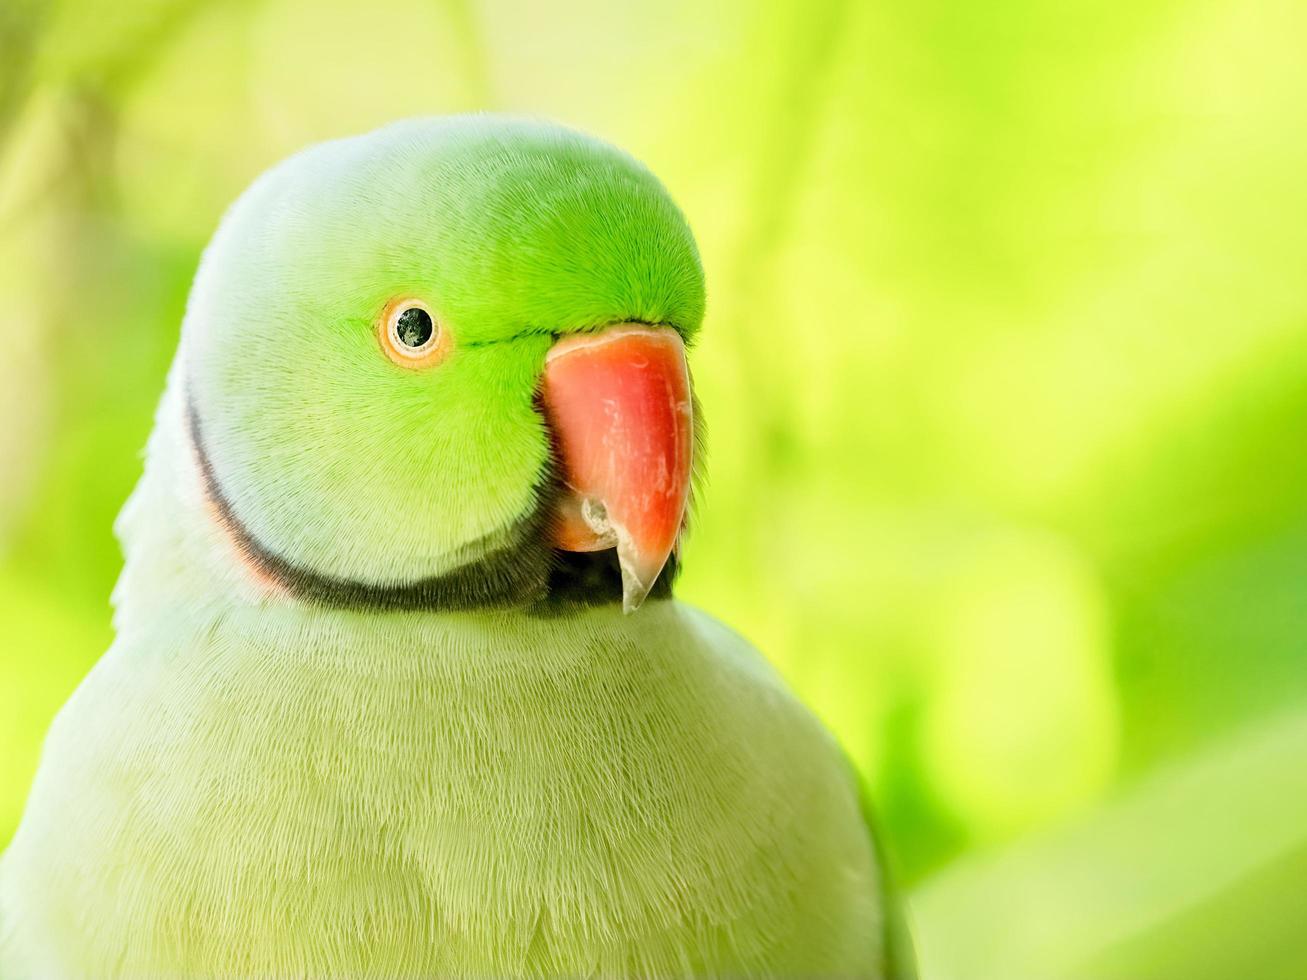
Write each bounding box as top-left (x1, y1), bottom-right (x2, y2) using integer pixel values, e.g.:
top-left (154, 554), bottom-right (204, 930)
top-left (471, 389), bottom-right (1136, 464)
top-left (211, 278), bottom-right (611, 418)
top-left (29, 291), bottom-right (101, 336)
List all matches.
top-left (540, 324), bottom-right (694, 613)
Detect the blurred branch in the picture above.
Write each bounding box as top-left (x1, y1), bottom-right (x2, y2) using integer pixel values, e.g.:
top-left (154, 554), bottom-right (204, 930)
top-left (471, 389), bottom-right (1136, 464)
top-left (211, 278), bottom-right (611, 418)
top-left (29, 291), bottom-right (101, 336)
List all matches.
top-left (726, 0), bottom-right (849, 472)
top-left (0, 0), bottom-right (224, 227)
top-left (438, 0), bottom-right (495, 109)
top-left (0, 0), bottom-right (45, 162)
top-left (78, 0), bottom-right (231, 101)
top-left (911, 708), bottom-right (1307, 979)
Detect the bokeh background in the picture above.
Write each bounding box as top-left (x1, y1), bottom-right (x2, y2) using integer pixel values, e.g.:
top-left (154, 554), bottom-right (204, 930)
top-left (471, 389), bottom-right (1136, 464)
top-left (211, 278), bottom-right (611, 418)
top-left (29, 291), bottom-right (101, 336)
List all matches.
top-left (2, 0), bottom-right (1306, 976)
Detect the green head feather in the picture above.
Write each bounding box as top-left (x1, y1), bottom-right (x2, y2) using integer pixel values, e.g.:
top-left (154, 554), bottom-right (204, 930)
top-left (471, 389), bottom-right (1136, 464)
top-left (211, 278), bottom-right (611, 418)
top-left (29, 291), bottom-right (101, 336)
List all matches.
top-left (183, 116), bottom-right (705, 603)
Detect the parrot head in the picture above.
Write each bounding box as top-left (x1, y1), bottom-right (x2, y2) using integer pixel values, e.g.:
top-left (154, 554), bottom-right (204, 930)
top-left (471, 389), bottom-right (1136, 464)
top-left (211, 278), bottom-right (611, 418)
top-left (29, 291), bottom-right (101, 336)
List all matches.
top-left (181, 117), bottom-right (704, 614)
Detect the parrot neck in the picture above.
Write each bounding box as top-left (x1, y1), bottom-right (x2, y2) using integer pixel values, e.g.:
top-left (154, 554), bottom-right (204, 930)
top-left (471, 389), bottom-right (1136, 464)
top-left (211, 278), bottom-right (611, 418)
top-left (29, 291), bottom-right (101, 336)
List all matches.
top-left (111, 375), bottom-right (695, 664)
top-left (111, 376), bottom-right (674, 639)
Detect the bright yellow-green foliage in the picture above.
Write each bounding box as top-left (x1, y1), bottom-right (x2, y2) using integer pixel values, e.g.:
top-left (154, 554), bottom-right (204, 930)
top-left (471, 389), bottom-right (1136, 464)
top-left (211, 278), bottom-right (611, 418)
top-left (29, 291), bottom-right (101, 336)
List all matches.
top-left (1, 0), bottom-right (1305, 974)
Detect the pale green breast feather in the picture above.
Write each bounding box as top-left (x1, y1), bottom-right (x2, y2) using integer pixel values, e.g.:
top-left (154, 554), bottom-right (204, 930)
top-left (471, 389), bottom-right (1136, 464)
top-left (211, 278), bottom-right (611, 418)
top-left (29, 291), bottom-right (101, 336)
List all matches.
top-left (2, 601), bottom-right (883, 976)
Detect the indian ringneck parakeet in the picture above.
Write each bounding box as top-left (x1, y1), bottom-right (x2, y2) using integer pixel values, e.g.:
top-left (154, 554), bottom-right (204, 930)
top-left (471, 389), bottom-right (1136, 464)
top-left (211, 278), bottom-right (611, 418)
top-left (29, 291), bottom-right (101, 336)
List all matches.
top-left (0, 117), bottom-right (912, 978)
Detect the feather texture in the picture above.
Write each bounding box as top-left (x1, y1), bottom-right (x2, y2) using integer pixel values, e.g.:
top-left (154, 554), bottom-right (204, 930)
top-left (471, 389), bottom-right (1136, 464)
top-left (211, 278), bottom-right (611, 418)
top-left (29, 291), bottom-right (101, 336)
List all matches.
top-left (0, 116), bottom-right (892, 977)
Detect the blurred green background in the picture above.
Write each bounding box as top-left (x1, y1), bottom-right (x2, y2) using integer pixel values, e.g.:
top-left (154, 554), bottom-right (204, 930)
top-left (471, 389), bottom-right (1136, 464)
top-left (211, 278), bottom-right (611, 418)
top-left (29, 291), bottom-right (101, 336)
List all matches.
top-left (2, 0), bottom-right (1306, 976)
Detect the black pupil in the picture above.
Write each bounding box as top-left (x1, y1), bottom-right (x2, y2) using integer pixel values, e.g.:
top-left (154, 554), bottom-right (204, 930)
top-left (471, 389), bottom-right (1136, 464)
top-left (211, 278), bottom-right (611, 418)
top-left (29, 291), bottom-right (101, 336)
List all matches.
top-left (396, 308), bottom-right (433, 348)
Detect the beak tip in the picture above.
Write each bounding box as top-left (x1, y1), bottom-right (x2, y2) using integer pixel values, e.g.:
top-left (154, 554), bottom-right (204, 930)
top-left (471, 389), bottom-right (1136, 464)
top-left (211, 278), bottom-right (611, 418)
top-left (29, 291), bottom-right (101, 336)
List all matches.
top-left (618, 551), bottom-right (666, 614)
top-left (620, 576), bottom-right (651, 615)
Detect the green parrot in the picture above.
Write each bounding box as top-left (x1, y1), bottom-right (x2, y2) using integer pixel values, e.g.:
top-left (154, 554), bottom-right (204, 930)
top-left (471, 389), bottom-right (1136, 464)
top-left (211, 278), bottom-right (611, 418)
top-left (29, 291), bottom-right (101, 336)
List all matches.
top-left (0, 116), bottom-right (913, 978)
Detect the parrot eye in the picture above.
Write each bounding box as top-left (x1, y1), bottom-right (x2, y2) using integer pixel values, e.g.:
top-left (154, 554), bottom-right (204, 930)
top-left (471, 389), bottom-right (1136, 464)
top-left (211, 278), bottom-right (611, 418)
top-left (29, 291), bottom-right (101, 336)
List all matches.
top-left (378, 298), bottom-right (451, 369)
top-left (396, 308), bottom-right (433, 348)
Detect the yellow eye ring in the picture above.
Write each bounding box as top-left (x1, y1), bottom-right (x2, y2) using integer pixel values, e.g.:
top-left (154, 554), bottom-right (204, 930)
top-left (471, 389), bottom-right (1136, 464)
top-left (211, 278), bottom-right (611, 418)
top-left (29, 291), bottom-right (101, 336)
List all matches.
top-left (377, 297), bottom-right (452, 369)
